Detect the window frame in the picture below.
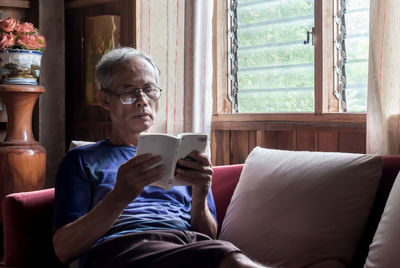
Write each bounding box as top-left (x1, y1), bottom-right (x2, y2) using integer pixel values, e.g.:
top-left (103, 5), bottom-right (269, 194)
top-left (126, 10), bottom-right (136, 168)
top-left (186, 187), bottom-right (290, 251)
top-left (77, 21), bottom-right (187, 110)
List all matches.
top-left (212, 0), bottom-right (366, 124)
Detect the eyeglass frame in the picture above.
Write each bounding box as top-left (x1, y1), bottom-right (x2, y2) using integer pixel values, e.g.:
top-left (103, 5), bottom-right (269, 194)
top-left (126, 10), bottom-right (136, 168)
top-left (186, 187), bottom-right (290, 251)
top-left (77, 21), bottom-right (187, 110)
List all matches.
top-left (101, 85), bottom-right (162, 105)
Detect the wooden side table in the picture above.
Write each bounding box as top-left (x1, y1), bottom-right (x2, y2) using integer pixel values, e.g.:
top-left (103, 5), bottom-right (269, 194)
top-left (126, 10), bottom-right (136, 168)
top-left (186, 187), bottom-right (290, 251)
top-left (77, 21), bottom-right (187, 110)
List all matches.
top-left (0, 85), bottom-right (46, 220)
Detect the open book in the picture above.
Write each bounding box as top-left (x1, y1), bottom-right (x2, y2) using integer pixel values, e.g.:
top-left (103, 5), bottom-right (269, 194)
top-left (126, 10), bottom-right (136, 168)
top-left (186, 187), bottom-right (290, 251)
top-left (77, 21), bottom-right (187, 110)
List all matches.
top-left (136, 133), bottom-right (208, 190)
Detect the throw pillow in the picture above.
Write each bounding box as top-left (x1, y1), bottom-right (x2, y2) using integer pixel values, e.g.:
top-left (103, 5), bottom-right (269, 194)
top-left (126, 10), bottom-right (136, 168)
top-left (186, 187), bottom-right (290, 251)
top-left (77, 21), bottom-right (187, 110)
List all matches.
top-left (364, 171), bottom-right (400, 268)
top-left (69, 140), bottom-right (95, 150)
top-left (219, 147), bottom-right (382, 267)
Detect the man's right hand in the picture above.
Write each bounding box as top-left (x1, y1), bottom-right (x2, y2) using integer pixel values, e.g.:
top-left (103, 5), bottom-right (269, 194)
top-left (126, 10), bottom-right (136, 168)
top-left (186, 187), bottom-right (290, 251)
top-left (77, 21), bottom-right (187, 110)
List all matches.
top-left (113, 154), bottom-right (166, 203)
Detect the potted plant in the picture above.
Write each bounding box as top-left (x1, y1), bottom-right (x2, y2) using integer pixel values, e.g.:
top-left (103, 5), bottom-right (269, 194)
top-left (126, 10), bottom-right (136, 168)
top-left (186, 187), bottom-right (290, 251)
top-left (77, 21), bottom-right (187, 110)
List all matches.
top-left (0, 17), bottom-right (46, 85)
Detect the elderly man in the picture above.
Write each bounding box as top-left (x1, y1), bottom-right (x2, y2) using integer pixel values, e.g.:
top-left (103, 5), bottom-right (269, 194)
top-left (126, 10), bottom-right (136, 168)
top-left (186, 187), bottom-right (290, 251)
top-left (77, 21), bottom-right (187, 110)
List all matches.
top-left (52, 47), bottom-right (266, 268)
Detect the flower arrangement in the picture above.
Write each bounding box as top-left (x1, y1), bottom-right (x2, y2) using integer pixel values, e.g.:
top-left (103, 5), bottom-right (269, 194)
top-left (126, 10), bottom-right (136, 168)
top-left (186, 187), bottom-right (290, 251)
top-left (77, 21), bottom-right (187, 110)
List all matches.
top-left (0, 17), bottom-right (46, 51)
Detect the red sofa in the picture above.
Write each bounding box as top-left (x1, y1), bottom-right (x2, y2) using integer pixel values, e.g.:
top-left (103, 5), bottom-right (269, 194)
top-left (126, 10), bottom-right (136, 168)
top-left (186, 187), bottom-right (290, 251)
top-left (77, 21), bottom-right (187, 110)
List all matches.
top-left (2, 156), bottom-right (400, 267)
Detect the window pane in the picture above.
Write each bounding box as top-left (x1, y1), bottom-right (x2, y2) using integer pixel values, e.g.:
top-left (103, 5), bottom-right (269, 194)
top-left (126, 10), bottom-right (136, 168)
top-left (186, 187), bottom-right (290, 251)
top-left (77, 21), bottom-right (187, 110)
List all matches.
top-left (237, 0), bottom-right (314, 113)
top-left (344, 0), bottom-right (369, 112)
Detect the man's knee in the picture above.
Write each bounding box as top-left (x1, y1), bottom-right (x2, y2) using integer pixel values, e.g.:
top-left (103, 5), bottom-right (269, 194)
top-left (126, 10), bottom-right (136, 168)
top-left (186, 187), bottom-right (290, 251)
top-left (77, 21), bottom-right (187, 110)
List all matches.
top-left (219, 252), bottom-right (268, 268)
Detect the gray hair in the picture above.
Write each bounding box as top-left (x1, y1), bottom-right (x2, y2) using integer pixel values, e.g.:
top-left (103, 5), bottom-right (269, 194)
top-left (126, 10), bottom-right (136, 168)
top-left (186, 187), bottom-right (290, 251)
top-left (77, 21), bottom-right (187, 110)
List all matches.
top-left (95, 47), bottom-right (161, 91)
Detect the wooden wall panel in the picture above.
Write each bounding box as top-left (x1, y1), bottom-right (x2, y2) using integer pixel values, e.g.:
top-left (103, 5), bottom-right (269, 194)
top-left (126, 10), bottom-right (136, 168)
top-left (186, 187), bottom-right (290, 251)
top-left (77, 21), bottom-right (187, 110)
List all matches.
top-left (296, 131), bottom-right (315, 151)
top-left (211, 121), bottom-right (366, 166)
top-left (230, 131), bottom-right (249, 164)
top-left (211, 130), bottom-right (230, 166)
top-left (315, 131), bottom-right (339, 152)
top-left (248, 130), bottom-right (257, 153)
top-left (263, 131), bottom-right (295, 150)
top-left (263, 131), bottom-right (277, 149)
top-left (316, 131), bottom-right (339, 152)
top-left (339, 131), bottom-right (366, 153)
top-left (255, 130), bottom-right (265, 147)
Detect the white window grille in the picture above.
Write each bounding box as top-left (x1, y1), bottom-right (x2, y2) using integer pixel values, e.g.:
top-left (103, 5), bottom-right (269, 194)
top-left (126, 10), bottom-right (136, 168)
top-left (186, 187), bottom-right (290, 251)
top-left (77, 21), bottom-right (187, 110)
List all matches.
top-left (334, 0), bottom-right (347, 112)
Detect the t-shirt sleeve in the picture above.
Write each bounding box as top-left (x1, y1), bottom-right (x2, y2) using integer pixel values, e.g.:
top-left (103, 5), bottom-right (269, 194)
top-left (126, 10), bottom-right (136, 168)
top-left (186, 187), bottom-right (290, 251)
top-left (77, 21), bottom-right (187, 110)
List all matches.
top-left (53, 149), bottom-right (92, 233)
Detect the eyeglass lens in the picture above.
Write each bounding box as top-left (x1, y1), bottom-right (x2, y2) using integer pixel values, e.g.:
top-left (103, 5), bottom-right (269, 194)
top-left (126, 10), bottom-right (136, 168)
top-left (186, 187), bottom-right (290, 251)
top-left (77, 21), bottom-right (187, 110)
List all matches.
top-left (120, 87), bottom-right (161, 104)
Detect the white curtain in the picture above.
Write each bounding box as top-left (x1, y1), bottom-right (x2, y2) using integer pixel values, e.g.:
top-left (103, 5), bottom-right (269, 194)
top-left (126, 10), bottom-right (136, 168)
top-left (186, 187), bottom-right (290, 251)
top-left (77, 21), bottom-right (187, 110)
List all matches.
top-left (139, 0), bottom-right (214, 136)
top-left (183, 0), bottom-right (214, 134)
top-left (366, 0), bottom-right (400, 155)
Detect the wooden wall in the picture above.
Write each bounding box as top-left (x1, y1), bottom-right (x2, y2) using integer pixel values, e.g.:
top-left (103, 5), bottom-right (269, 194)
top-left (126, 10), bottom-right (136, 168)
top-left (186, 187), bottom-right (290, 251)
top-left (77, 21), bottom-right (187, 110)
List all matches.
top-left (211, 121), bottom-right (366, 166)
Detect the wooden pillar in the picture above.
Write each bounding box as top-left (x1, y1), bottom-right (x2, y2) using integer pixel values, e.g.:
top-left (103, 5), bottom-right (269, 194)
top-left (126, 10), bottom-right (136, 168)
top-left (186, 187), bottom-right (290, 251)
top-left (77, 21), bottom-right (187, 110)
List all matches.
top-left (39, 0), bottom-right (66, 187)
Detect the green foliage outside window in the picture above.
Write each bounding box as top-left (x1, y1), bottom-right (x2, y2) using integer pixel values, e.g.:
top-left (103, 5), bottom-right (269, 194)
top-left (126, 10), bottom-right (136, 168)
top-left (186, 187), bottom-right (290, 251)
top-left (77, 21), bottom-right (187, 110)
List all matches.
top-left (236, 0), bottom-right (369, 113)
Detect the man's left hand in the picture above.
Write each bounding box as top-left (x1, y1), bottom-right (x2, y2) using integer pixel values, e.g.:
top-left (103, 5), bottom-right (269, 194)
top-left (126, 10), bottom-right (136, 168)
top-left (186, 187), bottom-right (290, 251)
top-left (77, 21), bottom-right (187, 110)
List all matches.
top-left (175, 150), bottom-right (213, 197)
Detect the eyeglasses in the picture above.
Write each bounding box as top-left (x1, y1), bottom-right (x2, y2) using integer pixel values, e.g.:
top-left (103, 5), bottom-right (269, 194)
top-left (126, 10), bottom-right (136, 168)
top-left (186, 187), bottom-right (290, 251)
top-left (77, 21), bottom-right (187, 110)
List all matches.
top-left (102, 86), bottom-right (162, 104)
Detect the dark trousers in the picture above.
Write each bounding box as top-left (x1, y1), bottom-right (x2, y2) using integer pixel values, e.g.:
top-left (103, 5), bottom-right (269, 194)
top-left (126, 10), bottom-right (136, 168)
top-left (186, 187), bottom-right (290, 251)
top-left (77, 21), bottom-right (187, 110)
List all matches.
top-left (84, 230), bottom-right (240, 268)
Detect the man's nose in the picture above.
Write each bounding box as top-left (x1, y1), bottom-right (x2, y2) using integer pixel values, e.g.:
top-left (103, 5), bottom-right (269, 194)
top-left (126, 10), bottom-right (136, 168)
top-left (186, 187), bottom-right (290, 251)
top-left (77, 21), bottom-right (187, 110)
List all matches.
top-left (134, 90), bottom-right (149, 106)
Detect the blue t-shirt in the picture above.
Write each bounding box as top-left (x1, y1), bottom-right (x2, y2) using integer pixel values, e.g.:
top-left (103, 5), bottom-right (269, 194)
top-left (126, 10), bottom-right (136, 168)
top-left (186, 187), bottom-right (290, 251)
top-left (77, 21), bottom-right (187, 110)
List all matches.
top-left (53, 139), bottom-right (217, 245)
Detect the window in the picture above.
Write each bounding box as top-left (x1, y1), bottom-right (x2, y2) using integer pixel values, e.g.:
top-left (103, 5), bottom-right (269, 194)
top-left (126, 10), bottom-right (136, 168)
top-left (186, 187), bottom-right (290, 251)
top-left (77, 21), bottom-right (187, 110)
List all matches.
top-left (226, 0), bottom-right (370, 113)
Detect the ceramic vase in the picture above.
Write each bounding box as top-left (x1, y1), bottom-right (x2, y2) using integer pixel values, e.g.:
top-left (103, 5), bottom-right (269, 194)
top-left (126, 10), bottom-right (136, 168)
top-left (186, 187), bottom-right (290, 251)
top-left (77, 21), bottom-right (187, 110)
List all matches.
top-left (0, 49), bottom-right (43, 85)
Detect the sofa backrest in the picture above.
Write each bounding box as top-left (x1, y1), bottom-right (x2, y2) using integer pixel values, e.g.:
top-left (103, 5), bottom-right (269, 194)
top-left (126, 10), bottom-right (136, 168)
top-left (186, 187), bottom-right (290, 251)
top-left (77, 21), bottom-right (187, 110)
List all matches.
top-left (211, 155), bottom-right (400, 268)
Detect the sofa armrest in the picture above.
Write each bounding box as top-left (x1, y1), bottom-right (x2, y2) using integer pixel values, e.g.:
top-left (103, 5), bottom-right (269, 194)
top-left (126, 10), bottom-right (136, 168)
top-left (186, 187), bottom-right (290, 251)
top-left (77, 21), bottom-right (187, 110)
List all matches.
top-left (2, 188), bottom-right (66, 267)
top-left (211, 164), bottom-right (243, 232)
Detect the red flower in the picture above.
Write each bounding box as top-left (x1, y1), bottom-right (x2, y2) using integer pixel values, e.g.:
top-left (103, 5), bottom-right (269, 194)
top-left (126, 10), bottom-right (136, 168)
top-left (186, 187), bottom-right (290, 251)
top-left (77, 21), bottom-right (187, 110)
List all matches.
top-left (16, 34), bottom-right (41, 50)
top-left (0, 18), bottom-right (45, 51)
top-left (0, 18), bottom-right (18, 33)
top-left (14, 22), bottom-right (36, 34)
top-left (36, 34), bottom-right (46, 49)
top-left (0, 33), bottom-right (15, 50)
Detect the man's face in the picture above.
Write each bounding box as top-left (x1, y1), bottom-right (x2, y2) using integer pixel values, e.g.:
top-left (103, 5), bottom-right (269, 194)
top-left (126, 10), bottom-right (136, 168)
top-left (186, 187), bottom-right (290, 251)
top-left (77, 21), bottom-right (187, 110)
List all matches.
top-left (104, 57), bottom-right (158, 135)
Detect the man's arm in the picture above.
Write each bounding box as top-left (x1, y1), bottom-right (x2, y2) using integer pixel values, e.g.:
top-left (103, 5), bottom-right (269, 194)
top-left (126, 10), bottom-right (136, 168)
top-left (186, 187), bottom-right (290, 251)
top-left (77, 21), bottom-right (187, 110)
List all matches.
top-left (53, 189), bottom-right (131, 263)
top-left (190, 185), bottom-right (218, 238)
top-left (175, 151), bottom-right (218, 238)
top-left (53, 154), bottom-right (165, 264)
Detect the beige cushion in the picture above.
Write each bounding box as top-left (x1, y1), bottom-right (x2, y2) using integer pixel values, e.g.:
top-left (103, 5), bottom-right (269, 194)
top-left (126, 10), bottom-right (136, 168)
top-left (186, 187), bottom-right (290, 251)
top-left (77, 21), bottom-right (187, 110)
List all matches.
top-left (219, 147), bottom-right (382, 267)
top-left (364, 172), bottom-right (400, 268)
top-left (69, 140), bottom-right (95, 150)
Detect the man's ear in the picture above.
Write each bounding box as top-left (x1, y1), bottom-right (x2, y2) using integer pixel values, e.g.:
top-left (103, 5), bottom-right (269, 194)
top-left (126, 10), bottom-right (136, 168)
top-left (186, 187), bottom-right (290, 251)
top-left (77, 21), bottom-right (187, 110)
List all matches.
top-left (97, 90), bottom-right (111, 111)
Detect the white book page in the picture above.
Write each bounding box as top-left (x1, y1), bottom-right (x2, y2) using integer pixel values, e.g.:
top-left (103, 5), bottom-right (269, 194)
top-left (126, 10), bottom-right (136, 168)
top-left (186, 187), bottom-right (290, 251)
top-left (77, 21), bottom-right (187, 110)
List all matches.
top-left (136, 133), bottom-right (179, 190)
top-left (175, 133), bottom-right (208, 159)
